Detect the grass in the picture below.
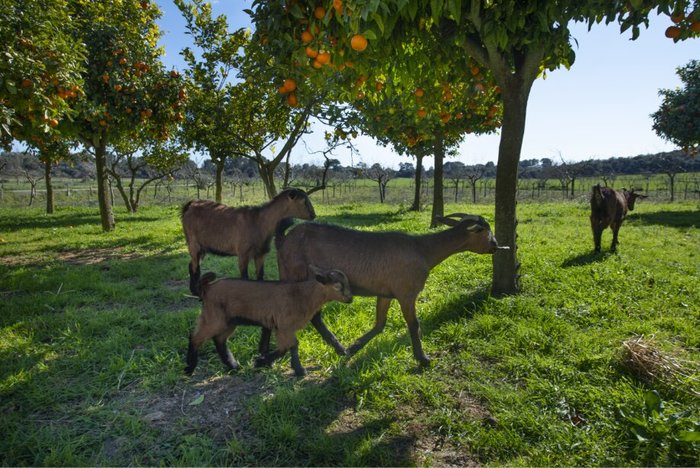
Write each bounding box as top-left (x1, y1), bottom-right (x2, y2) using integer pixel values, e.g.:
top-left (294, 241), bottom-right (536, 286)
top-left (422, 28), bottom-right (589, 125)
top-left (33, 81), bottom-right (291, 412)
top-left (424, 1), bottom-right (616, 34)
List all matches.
top-left (1, 199), bottom-right (698, 466)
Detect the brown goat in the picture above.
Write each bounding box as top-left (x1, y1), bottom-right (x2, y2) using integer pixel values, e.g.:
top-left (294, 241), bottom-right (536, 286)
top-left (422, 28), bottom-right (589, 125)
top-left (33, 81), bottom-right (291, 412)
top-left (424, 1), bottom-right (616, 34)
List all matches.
top-left (181, 188), bottom-right (315, 295)
top-left (590, 184), bottom-right (646, 252)
top-left (268, 214), bottom-right (504, 367)
top-left (185, 266), bottom-right (352, 377)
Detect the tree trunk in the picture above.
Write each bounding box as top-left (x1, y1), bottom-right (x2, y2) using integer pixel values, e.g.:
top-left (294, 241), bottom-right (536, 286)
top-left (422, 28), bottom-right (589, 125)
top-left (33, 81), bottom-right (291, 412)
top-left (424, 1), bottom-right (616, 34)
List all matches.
top-left (491, 80), bottom-right (531, 296)
top-left (94, 140), bottom-right (115, 231)
top-left (411, 154), bottom-right (424, 211)
top-left (430, 137), bottom-right (445, 228)
top-left (215, 158), bottom-right (225, 203)
top-left (44, 158), bottom-right (54, 214)
top-left (259, 162), bottom-right (277, 199)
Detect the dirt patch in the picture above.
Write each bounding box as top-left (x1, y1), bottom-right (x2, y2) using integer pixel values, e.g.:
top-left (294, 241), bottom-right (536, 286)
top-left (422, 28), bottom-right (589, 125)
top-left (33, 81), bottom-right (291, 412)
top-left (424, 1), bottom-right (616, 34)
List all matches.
top-left (57, 247), bottom-right (142, 266)
top-left (121, 373), bottom-right (268, 443)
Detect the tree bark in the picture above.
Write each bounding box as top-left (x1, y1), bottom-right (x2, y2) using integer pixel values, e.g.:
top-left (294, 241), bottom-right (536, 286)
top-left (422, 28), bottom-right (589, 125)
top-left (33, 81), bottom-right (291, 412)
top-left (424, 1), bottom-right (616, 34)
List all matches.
top-left (411, 154), bottom-right (424, 211)
top-left (215, 158), bottom-right (225, 203)
top-left (491, 78), bottom-right (533, 296)
top-left (430, 136), bottom-right (445, 228)
top-left (94, 139), bottom-right (115, 231)
top-left (44, 158), bottom-right (54, 214)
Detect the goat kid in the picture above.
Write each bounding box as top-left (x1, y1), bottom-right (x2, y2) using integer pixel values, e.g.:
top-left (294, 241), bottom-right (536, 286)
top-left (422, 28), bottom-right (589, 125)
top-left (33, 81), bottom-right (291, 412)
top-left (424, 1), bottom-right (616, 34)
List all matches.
top-left (268, 214), bottom-right (505, 367)
top-left (185, 266), bottom-right (352, 377)
top-left (590, 184), bottom-right (646, 252)
top-left (181, 188), bottom-right (315, 295)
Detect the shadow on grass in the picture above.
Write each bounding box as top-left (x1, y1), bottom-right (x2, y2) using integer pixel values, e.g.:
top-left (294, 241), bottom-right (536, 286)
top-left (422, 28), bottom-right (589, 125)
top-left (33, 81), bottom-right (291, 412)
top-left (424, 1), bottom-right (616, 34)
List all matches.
top-left (629, 209), bottom-right (699, 228)
top-left (561, 250), bottom-right (613, 268)
top-left (0, 210), bottom-right (163, 232)
top-left (319, 208), bottom-right (416, 228)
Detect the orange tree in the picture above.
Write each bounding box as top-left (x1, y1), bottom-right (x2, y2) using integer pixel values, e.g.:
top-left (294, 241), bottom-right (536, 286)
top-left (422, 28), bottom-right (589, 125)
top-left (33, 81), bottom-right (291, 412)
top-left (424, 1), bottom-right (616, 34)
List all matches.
top-left (250, 0), bottom-right (699, 295)
top-left (62, 0), bottom-right (186, 231)
top-left (177, 0), bottom-right (318, 201)
top-left (1, 0), bottom-right (84, 214)
top-left (0, 0), bottom-right (84, 149)
top-left (321, 30), bottom-right (502, 222)
top-left (651, 60), bottom-right (699, 156)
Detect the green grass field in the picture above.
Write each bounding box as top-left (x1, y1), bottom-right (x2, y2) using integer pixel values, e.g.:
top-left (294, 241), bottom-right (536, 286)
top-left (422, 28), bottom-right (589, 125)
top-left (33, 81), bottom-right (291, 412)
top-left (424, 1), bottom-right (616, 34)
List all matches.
top-left (1, 199), bottom-right (698, 466)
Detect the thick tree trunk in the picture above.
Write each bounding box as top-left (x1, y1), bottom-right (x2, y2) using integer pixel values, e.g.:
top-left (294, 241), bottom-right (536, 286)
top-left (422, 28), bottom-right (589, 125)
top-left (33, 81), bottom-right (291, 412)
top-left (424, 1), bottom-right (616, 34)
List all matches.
top-left (44, 158), bottom-right (54, 214)
top-left (94, 140), bottom-right (115, 231)
top-left (491, 81), bottom-right (531, 296)
top-left (430, 137), bottom-right (445, 228)
top-left (411, 154), bottom-right (424, 211)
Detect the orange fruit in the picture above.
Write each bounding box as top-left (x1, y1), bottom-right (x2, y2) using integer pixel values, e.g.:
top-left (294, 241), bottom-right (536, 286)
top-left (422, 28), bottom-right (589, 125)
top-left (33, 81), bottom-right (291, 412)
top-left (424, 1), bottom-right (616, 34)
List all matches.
top-left (305, 46), bottom-right (318, 58)
top-left (440, 113), bottom-right (451, 123)
top-left (312, 59), bottom-right (323, 69)
top-left (665, 26), bottom-right (681, 38)
top-left (20, 79), bottom-right (32, 88)
top-left (417, 108), bottom-right (427, 118)
top-left (332, 0), bottom-right (342, 13)
top-left (316, 51), bottom-right (331, 64)
top-left (314, 6), bottom-right (326, 19)
top-left (278, 85), bottom-right (288, 94)
top-left (287, 93), bottom-right (298, 106)
top-left (691, 21), bottom-right (700, 33)
top-left (301, 30), bottom-right (313, 43)
top-left (671, 13), bottom-right (685, 23)
top-left (415, 87), bottom-right (424, 98)
top-left (350, 34), bottom-right (368, 52)
top-left (283, 78), bottom-right (297, 92)
top-left (375, 81), bottom-right (384, 91)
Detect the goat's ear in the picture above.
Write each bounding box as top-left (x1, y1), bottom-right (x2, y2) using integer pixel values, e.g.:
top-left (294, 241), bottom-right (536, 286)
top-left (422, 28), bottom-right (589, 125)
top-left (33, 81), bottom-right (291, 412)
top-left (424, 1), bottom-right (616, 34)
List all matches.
top-left (308, 264), bottom-right (328, 283)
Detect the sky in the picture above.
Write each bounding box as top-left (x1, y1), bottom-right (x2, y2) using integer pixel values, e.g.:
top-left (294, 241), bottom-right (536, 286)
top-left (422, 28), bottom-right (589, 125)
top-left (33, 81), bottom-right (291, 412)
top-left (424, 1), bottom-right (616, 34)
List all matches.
top-left (155, 1), bottom-right (698, 169)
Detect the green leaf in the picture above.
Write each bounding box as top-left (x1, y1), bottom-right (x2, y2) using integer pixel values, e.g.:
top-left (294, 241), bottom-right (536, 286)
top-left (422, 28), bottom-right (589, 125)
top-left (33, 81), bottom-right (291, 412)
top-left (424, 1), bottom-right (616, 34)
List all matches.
top-left (188, 394), bottom-right (205, 406)
top-left (644, 390), bottom-right (662, 415)
top-left (372, 13), bottom-right (385, 35)
top-left (431, 0), bottom-right (444, 24)
top-left (447, 0), bottom-right (461, 23)
top-left (677, 430), bottom-right (700, 442)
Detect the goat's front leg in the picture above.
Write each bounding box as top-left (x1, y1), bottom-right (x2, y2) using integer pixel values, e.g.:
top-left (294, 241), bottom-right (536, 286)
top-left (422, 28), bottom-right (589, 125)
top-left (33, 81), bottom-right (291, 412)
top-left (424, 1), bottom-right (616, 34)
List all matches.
top-left (347, 297), bottom-right (391, 356)
top-left (399, 298), bottom-right (430, 366)
top-left (254, 254), bottom-right (265, 281)
top-left (311, 312), bottom-right (347, 356)
top-left (213, 330), bottom-right (239, 371)
top-left (237, 254), bottom-right (250, 280)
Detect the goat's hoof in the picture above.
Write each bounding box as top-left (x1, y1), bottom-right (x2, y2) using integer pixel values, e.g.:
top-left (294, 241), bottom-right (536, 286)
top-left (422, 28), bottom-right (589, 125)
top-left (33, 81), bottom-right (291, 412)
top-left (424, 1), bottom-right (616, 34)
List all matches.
top-left (184, 366), bottom-right (195, 375)
top-left (293, 367), bottom-right (307, 377)
top-left (254, 356), bottom-right (271, 368)
top-left (417, 356), bottom-right (431, 367)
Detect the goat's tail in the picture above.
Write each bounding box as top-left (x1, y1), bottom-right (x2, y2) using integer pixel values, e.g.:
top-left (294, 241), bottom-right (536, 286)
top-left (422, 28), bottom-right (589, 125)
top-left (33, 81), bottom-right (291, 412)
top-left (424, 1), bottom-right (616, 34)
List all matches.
top-left (275, 217), bottom-right (295, 251)
top-left (591, 184), bottom-right (605, 207)
top-left (198, 272), bottom-right (217, 298)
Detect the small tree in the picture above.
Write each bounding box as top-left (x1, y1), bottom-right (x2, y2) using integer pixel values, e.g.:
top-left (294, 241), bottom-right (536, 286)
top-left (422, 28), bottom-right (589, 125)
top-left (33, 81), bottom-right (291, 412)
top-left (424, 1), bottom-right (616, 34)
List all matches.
top-left (364, 163), bottom-right (394, 203)
top-left (651, 60), bottom-right (700, 157)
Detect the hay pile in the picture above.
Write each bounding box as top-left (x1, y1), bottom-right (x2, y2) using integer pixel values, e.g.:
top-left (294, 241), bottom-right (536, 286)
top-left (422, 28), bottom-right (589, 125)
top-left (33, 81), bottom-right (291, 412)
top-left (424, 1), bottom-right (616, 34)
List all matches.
top-left (620, 335), bottom-right (700, 397)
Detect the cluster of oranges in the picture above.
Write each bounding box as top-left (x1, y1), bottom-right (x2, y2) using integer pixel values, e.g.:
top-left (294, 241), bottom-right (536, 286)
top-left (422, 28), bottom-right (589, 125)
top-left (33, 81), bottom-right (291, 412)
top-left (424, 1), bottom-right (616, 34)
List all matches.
top-left (664, 11), bottom-right (700, 39)
top-left (279, 1), bottom-right (370, 106)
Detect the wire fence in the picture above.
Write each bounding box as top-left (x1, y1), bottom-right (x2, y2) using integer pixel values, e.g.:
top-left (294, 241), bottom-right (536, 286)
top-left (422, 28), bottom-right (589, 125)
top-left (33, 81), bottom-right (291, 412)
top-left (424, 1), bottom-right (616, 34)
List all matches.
top-left (1, 173), bottom-right (699, 210)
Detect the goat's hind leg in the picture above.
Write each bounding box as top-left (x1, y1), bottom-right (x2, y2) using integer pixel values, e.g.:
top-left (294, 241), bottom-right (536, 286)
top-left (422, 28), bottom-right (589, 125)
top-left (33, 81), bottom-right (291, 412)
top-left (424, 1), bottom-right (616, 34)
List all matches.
top-left (347, 297), bottom-right (391, 357)
top-left (398, 297), bottom-right (430, 367)
top-left (610, 221), bottom-right (621, 252)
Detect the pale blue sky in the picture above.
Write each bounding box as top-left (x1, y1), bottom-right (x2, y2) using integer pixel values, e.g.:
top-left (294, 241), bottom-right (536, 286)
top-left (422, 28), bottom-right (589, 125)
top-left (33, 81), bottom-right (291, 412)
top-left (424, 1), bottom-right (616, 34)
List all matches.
top-left (156, 1), bottom-right (698, 168)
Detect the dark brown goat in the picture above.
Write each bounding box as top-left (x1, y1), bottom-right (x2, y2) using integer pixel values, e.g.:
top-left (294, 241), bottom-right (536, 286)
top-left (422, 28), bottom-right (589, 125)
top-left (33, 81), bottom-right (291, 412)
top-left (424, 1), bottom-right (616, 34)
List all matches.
top-left (590, 184), bottom-right (646, 252)
top-left (181, 189), bottom-right (315, 295)
top-left (185, 266), bottom-right (352, 377)
top-left (268, 214), bottom-right (505, 367)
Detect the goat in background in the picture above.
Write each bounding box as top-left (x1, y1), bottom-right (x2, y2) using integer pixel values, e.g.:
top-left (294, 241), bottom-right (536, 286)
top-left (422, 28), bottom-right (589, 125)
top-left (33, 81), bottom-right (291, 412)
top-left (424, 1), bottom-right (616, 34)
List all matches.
top-left (590, 184), bottom-right (647, 253)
